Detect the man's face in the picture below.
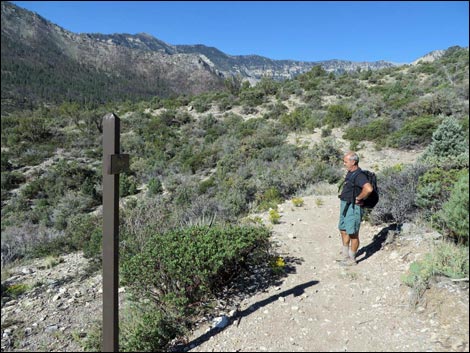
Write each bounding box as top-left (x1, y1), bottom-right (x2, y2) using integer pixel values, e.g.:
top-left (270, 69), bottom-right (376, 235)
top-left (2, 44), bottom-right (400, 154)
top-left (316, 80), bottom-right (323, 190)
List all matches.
top-left (343, 156), bottom-right (355, 171)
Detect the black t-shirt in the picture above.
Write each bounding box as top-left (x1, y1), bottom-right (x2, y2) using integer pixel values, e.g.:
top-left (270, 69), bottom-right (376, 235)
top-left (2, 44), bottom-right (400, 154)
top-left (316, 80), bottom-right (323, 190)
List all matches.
top-left (339, 169), bottom-right (369, 202)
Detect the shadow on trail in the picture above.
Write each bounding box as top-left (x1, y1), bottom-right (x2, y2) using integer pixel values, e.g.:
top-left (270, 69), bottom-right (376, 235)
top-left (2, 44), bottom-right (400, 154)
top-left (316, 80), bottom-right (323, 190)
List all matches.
top-left (180, 280), bottom-right (319, 351)
top-left (356, 224), bottom-right (398, 264)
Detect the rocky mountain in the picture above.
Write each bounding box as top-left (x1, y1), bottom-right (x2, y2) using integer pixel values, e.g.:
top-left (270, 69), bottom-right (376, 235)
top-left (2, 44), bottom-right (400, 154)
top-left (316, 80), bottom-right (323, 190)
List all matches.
top-left (0, 1), bottom-right (432, 112)
top-left (87, 31), bottom-right (399, 80)
top-left (411, 49), bottom-right (446, 65)
top-left (1, 1), bottom-right (225, 111)
top-left (95, 36), bottom-right (398, 82)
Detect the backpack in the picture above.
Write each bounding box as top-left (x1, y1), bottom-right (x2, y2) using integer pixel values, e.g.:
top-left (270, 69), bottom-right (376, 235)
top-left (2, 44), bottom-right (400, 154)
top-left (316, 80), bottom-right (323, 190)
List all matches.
top-left (353, 170), bottom-right (379, 209)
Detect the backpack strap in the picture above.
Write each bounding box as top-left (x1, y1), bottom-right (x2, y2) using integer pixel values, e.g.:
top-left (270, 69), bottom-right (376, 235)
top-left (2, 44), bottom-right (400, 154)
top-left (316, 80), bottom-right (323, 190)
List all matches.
top-left (350, 170), bottom-right (363, 211)
top-left (342, 170), bottom-right (362, 216)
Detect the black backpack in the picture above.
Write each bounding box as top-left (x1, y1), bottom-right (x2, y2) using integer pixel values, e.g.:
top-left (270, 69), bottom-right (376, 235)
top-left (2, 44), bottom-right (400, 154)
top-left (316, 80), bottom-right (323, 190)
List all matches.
top-left (354, 170), bottom-right (379, 209)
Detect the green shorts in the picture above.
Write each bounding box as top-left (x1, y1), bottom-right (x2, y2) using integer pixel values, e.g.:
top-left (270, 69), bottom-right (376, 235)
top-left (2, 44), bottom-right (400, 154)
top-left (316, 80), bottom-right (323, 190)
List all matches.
top-left (338, 200), bottom-right (364, 235)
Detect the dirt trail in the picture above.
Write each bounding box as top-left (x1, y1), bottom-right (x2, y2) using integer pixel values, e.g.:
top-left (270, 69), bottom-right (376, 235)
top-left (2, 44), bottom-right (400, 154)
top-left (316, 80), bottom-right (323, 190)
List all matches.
top-left (186, 196), bottom-right (469, 352)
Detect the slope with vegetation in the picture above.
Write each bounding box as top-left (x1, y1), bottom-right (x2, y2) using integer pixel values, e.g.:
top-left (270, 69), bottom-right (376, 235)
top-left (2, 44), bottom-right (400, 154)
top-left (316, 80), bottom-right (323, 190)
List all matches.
top-left (1, 46), bottom-right (469, 351)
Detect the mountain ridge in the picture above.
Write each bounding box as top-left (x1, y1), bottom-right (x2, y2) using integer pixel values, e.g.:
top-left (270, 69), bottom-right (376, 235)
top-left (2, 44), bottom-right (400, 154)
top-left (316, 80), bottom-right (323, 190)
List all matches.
top-left (1, 1), bottom-right (464, 111)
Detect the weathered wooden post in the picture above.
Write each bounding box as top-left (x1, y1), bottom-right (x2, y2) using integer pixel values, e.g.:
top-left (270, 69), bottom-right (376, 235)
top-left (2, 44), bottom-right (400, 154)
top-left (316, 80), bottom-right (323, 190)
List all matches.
top-left (102, 113), bottom-right (129, 352)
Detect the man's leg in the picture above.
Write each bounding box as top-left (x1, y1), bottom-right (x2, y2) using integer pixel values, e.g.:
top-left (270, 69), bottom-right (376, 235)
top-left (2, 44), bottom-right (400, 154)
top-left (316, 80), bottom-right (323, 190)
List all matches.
top-left (349, 233), bottom-right (360, 261)
top-left (340, 230), bottom-right (350, 258)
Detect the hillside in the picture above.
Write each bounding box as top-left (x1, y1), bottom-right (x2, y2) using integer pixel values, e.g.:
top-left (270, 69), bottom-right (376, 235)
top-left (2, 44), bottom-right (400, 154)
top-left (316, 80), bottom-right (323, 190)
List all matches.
top-left (2, 1), bottom-right (400, 112)
top-left (1, 1), bottom-right (224, 112)
top-left (1, 143), bottom-right (468, 351)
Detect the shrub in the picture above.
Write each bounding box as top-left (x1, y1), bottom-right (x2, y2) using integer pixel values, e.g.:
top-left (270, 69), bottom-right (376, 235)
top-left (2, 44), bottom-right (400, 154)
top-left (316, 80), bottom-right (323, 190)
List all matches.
top-left (120, 303), bottom-right (186, 352)
top-left (269, 209), bottom-right (281, 224)
top-left (198, 177), bottom-right (215, 194)
top-left (292, 197), bottom-right (304, 207)
top-left (321, 127), bottom-right (332, 137)
top-left (120, 174), bottom-right (138, 197)
top-left (420, 116), bottom-right (469, 166)
top-left (147, 178), bottom-right (163, 196)
top-left (415, 167), bottom-right (465, 219)
top-left (324, 104), bottom-right (352, 128)
top-left (1, 152), bottom-right (13, 172)
top-left (121, 225), bottom-right (272, 316)
top-left (266, 102), bottom-right (288, 120)
top-left (438, 172), bottom-right (469, 243)
top-left (370, 164), bottom-right (427, 225)
top-left (1, 171), bottom-right (25, 191)
top-left (4, 283), bottom-right (30, 299)
top-left (52, 191), bottom-right (95, 231)
top-left (309, 137), bottom-right (343, 165)
top-left (239, 88), bottom-right (265, 107)
top-left (280, 107), bottom-right (316, 132)
top-left (401, 241), bottom-right (469, 302)
top-left (192, 96), bottom-right (211, 113)
top-left (256, 187), bottom-right (282, 211)
top-left (343, 118), bottom-right (392, 142)
top-left (258, 77), bottom-right (279, 95)
top-left (20, 179), bottom-right (44, 200)
top-left (388, 115), bottom-right (440, 148)
top-left (217, 186), bottom-right (249, 217)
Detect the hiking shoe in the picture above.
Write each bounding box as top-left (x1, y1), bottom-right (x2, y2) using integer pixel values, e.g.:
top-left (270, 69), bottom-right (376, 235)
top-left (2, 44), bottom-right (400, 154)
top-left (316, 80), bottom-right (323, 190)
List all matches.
top-left (335, 255), bottom-right (350, 262)
top-left (339, 257), bottom-right (357, 267)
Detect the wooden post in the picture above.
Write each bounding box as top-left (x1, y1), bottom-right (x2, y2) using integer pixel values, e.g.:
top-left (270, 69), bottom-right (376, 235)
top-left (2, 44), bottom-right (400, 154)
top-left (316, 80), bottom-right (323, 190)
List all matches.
top-left (102, 113), bottom-right (129, 352)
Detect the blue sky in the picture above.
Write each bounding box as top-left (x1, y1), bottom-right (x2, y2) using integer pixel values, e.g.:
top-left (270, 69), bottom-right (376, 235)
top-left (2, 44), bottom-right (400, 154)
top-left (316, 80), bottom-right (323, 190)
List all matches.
top-left (12, 1), bottom-right (469, 63)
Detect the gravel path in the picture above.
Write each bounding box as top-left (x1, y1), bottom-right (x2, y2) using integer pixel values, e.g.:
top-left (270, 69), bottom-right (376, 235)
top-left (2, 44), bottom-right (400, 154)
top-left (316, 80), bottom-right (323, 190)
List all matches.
top-left (186, 195), bottom-right (469, 352)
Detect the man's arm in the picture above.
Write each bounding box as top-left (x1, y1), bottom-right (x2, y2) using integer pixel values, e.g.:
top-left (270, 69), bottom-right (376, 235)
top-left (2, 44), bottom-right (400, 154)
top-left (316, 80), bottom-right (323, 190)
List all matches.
top-left (355, 183), bottom-right (373, 205)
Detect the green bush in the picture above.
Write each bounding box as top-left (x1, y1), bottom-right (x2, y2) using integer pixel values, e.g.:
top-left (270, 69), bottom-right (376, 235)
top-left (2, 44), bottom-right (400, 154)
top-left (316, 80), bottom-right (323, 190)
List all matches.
top-left (269, 209), bottom-right (281, 224)
top-left (1, 152), bottom-right (13, 172)
top-left (309, 137), bottom-right (343, 165)
top-left (324, 104), bottom-right (352, 128)
top-left (280, 107), bottom-right (317, 132)
top-left (292, 197), bottom-right (304, 207)
top-left (388, 115), bottom-right (440, 148)
top-left (52, 191), bottom-right (95, 231)
top-left (121, 225), bottom-right (272, 316)
top-left (420, 116), bottom-right (469, 166)
top-left (402, 241), bottom-right (469, 302)
top-left (239, 88), bottom-right (265, 107)
top-left (28, 213), bottom-right (102, 259)
top-left (343, 118), bottom-right (392, 142)
top-left (1, 171), bottom-right (25, 191)
top-left (4, 283), bottom-right (30, 299)
top-left (415, 167), bottom-right (465, 218)
top-left (120, 303), bottom-right (185, 352)
top-left (147, 178), bottom-right (163, 196)
top-left (321, 127), bottom-right (332, 137)
top-left (192, 96), bottom-right (211, 113)
top-left (256, 187), bottom-right (282, 211)
top-left (120, 174), bottom-right (138, 197)
top-left (66, 213), bottom-right (102, 259)
top-left (20, 179), bottom-right (44, 200)
top-left (199, 177), bottom-right (215, 194)
top-left (265, 102), bottom-right (288, 120)
top-left (438, 172), bottom-right (469, 243)
top-left (416, 62), bottom-right (437, 74)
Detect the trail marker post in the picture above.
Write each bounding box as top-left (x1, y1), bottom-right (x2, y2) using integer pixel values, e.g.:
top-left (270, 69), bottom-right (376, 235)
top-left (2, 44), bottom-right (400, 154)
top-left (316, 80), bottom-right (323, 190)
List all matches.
top-left (102, 113), bottom-right (129, 352)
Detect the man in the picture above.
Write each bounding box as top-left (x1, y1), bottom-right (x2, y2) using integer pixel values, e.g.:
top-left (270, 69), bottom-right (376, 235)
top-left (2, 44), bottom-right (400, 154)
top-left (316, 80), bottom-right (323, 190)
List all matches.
top-left (337, 152), bottom-right (373, 266)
